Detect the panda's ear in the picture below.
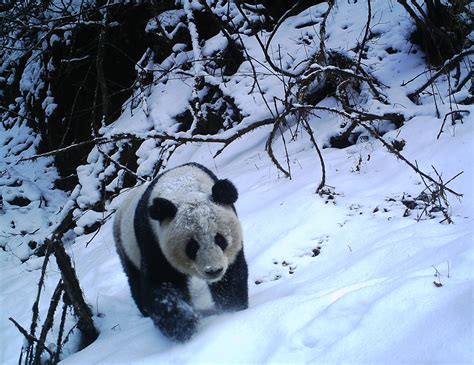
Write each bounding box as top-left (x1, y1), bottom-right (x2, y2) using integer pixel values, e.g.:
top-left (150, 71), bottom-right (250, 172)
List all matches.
top-left (149, 197), bottom-right (177, 222)
top-left (212, 179), bottom-right (238, 205)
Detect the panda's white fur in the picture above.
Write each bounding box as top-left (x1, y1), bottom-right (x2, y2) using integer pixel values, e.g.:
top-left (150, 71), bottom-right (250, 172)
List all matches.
top-left (188, 276), bottom-right (215, 311)
top-left (113, 183), bottom-right (146, 268)
top-left (113, 163), bottom-right (248, 342)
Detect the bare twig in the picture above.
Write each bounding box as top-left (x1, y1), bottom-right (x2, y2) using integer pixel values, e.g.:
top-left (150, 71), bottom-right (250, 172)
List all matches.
top-left (437, 110), bottom-right (469, 139)
top-left (228, 13), bottom-right (277, 114)
top-left (0, 106), bottom-right (38, 125)
top-left (301, 118), bottom-right (326, 193)
top-left (9, 318), bottom-right (54, 358)
top-left (289, 103), bottom-right (462, 198)
top-left (452, 70), bottom-right (472, 94)
top-left (408, 49), bottom-right (474, 101)
top-left (358, 120), bottom-right (462, 198)
top-left (52, 295), bottom-right (69, 365)
top-left (51, 233), bottom-right (99, 348)
top-left (431, 165), bottom-right (457, 224)
top-left (265, 117), bottom-right (291, 178)
top-left (317, 0), bottom-right (335, 66)
top-left (234, 1), bottom-right (299, 78)
top-left (97, 147), bottom-right (147, 183)
top-left (432, 265), bottom-right (443, 287)
top-left (33, 280), bottom-right (64, 364)
top-left (21, 117), bottom-right (284, 163)
top-left (22, 205), bottom-right (99, 362)
top-left (264, 0), bottom-right (307, 59)
top-left (26, 242), bottom-right (53, 363)
top-left (357, 0), bottom-right (372, 68)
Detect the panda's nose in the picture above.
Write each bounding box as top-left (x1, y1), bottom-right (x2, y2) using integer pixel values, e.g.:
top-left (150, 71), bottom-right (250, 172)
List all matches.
top-left (205, 267), bottom-right (223, 278)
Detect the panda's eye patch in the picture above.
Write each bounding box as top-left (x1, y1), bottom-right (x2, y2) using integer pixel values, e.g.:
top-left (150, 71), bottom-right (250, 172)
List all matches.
top-left (185, 238), bottom-right (199, 260)
top-left (215, 233), bottom-right (228, 251)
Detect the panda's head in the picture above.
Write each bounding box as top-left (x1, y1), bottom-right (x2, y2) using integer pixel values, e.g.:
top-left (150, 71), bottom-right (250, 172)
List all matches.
top-left (148, 179), bottom-right (242, 282)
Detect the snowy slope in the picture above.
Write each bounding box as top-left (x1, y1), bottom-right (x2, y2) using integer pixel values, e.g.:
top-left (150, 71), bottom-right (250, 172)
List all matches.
top-left (1, 1), bottom-right (473, 364)
top-left (54, 117), bottom-right (474, 365)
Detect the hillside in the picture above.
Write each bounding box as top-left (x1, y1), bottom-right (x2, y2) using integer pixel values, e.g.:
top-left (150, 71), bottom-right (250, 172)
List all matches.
top-left (1, 0), bottom-right (473, 364)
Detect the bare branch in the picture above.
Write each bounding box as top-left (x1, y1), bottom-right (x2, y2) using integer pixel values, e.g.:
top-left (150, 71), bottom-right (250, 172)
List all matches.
top-left (265, 116), bottom-right (291, 178)
top-left (33, 281), bottom-right (64, 364)
top-left (301, 118), bottom-right (326, 193)
top-left (234, 2), bottom-right (299, 78)
top-left (357, 0), bottom-right (371, 68)
top-left (317, 0), bottom-right (335, 65)
top-left (26, 242), bottom-right (53, 363)
top-left (358, 120), bottom-right (462, 197)
top-left (97, 147), bottom-right (147, 183)
top-left (9, 318), bottom-right (54, 359)
top-left (52, 234), bottom-right (99, 347)
top-left (52, 295), bottom-right (69, 364)
top-left (20, 117), bottom-right (285, 163)
top-left (264, 0), bottom-right (307, 59)
top-left (437, 110), bottom-right (470, 139)
top-left (408, 49), bottom-right (474, 101)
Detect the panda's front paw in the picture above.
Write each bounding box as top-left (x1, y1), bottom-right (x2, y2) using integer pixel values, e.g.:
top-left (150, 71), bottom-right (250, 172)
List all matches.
top-left (150, 304), bottom-right (199, 342)
top-left (148, 287), bottom-right (200, 342)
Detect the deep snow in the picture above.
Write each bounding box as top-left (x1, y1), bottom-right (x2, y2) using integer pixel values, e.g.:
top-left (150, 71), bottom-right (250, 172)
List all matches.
top-left (1, 0), bottom-right (473, 364)
top-left (58, 120), bottom-right (474, 364)
top-left (2, 116), bottom-right (472, 364)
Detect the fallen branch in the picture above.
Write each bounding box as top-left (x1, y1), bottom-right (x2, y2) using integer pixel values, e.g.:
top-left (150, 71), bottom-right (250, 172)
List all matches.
top-left (452, 70), bottom-right (472, 94)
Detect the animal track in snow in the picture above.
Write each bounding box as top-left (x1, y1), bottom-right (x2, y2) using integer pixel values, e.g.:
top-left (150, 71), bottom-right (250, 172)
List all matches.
top-left (254, 236), bottom-right (328, 286)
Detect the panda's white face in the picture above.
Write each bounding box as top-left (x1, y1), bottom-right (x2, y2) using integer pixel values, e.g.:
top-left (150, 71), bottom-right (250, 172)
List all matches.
top-left (153, 197), bottom-right (242, 282)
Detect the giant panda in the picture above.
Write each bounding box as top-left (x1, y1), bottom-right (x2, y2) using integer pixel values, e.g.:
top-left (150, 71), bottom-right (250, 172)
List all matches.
top-left (113, 162), bottom-right (248, 342)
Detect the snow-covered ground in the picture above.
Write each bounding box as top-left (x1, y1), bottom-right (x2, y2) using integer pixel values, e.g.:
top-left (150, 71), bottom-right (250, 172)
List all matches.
top-left (1, 1), bottom-right (473, 364)
top-left (2, 116), bottom-right (472, 364)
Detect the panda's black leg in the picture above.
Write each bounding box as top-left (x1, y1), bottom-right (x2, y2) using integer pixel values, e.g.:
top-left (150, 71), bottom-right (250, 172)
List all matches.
top-left (142, 281), bottom-right (199, 342)
top-left (209, 248), bottom-right (249, 311)
top-left (116, 248), bottom-right (148, 316)
top-left (126, 265), bottom-right (147, 317)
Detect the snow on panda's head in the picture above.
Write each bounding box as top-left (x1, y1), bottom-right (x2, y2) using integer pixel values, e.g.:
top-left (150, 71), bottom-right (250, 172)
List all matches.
top-left (148, 179), bottom-right (242, 282)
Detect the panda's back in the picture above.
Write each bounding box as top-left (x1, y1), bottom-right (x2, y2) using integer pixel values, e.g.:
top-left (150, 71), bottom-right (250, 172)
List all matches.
top-left (154, 164), bottom-right (215, 202)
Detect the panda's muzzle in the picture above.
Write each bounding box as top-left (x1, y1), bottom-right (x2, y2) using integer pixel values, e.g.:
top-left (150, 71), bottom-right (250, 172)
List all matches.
top-left (204, 267), bottom-right (224, 279)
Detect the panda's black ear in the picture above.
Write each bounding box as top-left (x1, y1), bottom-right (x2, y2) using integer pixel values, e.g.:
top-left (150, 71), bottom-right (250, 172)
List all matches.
top-left (212, 179), bottom-right (238, 205)
top-left (149, 198), bottom-right (177, 222)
